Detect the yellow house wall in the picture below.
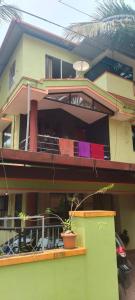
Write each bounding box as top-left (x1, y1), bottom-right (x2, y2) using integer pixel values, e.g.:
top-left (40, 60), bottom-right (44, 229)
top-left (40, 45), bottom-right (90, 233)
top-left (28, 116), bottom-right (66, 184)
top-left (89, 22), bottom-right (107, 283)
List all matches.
top-left (0, 38), bottom-right (23, 109)
top-left (118, 195), bottom-right (135, 250)
top-left (94, 72), bottom-right (108, 91)
top-left (0, 34), bottom-right (83, 109)
top-left (94, 72), bottom-right (135, 100)
top-left (22, 34), bottom-right (83, 80)
top-left (0, 34), bottom-right (83, 148)
top-left (109, 119), bottom-right (135, 163)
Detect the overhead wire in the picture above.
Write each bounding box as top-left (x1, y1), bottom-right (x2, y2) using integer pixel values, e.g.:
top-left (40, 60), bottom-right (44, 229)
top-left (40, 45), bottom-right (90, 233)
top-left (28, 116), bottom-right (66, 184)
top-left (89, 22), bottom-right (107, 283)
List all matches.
top-left (7, 5), bottom-right (107, 53)
top-left (58, 0), bottom-right (93, 18)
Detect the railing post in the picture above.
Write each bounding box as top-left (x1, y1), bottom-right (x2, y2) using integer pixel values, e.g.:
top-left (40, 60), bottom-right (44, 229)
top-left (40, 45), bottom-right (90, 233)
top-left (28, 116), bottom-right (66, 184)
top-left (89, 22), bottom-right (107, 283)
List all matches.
top-left (41, 216), bottom-right (45, 251)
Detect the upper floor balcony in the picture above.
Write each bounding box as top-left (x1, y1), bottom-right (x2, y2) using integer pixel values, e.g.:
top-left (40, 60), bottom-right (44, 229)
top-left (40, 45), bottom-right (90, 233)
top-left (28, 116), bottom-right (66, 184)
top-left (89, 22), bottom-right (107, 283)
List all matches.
top-left (94, 71), bottom-right (135, 102)
top-left (20, 135), bottom-right (110, 161)
top-left (1, 77), bottom-right (135, 166)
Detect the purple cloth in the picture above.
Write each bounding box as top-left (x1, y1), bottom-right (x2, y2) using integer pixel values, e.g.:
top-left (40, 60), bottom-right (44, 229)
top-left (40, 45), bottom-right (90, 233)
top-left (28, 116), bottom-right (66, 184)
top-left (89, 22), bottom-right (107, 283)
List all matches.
top-left (78, 141), bottom-right (91, 158)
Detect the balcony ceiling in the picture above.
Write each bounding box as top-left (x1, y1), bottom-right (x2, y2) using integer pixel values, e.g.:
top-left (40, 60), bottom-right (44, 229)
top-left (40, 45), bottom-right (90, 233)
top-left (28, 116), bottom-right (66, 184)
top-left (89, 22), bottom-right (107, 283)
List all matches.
top-left (2, 82), bottom-right (135, 122)
top-left (2, 86), bottom-right (107, 124)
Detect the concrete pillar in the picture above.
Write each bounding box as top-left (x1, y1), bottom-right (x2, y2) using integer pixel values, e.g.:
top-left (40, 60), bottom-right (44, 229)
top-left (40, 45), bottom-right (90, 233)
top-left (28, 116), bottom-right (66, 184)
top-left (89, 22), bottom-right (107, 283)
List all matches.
top-left (29, 100), bottom-right (38, 152)
top-left (8, 194), bottom-right (15, 227)
top-left (13, 115), bottom-right (20, 150)
top-left (71, 210), bottom-right (119, 300)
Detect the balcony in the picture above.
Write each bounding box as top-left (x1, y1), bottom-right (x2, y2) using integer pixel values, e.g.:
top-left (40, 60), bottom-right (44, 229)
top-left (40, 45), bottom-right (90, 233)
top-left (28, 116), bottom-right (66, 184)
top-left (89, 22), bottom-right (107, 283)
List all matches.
top-left (20, 135), bottom-right (110, 160)
top-left (94, 71), bottom-right (135, 101)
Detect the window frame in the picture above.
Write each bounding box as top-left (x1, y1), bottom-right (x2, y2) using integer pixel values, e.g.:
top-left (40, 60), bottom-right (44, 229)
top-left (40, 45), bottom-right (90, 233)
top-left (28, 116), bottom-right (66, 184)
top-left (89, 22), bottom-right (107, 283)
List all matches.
top-left (9, 60), bottom-right (16, 89)
top-left (2, 124), bottom-right (12, 149)
top-left (45, 55), bottom-right (76, 79)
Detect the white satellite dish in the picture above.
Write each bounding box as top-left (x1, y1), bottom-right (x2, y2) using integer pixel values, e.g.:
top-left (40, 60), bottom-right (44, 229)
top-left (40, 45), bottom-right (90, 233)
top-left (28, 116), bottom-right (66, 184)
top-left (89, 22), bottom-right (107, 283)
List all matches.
top-left (73, 60), bottom-right (90, 72)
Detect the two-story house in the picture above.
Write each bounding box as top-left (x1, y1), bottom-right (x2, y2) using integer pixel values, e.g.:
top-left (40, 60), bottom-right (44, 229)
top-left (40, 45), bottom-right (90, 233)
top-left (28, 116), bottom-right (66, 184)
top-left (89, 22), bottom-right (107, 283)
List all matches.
top-left (0, 19), bottom-right (135, 249)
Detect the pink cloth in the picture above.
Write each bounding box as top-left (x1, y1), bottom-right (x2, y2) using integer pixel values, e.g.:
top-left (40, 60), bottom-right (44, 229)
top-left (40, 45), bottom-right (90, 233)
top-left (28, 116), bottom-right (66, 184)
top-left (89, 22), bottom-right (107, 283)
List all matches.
top-left (91, 143), bottom-right (104, 159)
top-left (59, 138), bottom-right (74, 157)
top-left (78, 141), bottom-right (91, 158)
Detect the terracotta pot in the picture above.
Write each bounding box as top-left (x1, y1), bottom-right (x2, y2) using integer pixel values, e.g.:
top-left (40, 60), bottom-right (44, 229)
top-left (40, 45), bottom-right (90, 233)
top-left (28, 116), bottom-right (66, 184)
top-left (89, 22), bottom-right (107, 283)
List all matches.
top-left (61, 232), bottom-right (77, 249)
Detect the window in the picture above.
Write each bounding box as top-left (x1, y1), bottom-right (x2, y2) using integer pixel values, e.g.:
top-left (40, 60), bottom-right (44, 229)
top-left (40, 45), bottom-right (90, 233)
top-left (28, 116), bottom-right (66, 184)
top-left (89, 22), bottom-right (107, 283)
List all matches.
top-left (9, 61), bottom-right (16, 89)
top-left (132, 126), bottom-right (135, 151)
top-left (2, 124), bottom-right (12, 148)
top-left (62, 61), bottom-right (76, 78)
top-left (86, 57), bottom-right (133, 81)
top-left (45, 55), bottom-right (75, 79)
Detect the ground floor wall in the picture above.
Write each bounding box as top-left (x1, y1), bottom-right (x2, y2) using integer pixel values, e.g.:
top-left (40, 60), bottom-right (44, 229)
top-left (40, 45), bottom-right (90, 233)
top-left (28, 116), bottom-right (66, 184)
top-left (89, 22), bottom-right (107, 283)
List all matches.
top-left (2, 192), bottom-right (135, 251)
top-left (0, 212), bottom-right (118, 300)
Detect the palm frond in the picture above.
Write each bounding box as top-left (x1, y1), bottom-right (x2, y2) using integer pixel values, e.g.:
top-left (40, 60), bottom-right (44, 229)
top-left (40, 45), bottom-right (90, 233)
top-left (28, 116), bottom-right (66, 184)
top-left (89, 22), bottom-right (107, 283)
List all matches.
top-left (65, 0), bottom-right (135, 42)
top-left (95, 0), bottom-right (135, 20)
top-left (65, 22), bottom-right (94, 41)
top-left (0, 3), bottom-right (21, 21)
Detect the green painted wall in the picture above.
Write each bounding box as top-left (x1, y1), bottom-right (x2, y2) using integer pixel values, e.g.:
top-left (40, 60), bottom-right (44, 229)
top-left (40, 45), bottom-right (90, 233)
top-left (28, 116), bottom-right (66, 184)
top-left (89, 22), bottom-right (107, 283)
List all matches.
top-left (0, 178), bottom-right (135, 193)
top-left (72, 215), bottom-right (119, 300)
top-left (0, 214), bottom-right (118, 300)
top-left (109, 118), bottom-right (135, 163)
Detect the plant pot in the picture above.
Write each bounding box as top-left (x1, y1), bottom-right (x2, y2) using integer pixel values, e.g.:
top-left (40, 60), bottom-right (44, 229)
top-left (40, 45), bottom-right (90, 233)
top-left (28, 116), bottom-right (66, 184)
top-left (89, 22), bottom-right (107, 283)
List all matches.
top-left (61, 232), bottom-right (77, 249)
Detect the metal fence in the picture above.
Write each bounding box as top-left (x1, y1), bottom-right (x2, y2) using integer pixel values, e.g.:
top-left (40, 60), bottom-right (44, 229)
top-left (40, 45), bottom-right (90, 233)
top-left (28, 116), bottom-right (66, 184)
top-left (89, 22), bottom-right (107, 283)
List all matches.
top-left (0, 216), bottom-right (63, 257)
top-left (20, 135), bottom-right (110, 160)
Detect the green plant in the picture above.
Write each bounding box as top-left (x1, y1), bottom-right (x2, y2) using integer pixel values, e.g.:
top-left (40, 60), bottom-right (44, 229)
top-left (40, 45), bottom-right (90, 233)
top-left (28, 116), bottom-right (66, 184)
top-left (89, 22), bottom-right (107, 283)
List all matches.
top-left (46, 183), bottom-right (114, 234)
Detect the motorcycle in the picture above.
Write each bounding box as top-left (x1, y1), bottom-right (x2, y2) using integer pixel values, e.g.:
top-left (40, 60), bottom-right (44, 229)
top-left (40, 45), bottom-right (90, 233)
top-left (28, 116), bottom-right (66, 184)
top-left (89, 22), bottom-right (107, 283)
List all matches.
top-left (116, 233), bottom-right (132, 300)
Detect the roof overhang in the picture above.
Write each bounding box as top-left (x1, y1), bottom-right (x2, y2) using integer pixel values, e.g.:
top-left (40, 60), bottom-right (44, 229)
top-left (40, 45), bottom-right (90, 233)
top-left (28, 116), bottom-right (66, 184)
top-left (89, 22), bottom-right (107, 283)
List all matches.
top-left (0, 84), bottom-right (115, 125)
top-left (0, 19), bottom-right (76, 77)
top-left (1, 79), bottom-right (134, 124)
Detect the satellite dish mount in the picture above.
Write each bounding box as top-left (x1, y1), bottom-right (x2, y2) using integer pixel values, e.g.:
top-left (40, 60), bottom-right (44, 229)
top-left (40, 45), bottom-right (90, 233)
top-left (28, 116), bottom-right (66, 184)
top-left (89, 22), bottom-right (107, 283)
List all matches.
top-left (73, 60), bottom-right (90, 78)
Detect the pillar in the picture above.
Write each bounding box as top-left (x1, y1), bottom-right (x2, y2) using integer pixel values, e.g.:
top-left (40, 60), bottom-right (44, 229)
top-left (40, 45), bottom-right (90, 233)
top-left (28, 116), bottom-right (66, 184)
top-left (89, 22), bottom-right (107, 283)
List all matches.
top-left (13, 115), bottom-right (20, 150)
top-left (71, 210), bottom-right (119, 300)
top-left (8, 194), bottom-right (15, 227)
top-left (29, 100), bottom-right (38, 152)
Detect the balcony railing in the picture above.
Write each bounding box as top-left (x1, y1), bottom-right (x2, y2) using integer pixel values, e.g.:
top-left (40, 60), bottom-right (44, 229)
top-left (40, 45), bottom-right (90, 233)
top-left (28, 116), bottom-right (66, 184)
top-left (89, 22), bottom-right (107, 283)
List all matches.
top-left (20, 135), bottom-right (110, 160)
top-left (0, 216), bottom-right (63, 256)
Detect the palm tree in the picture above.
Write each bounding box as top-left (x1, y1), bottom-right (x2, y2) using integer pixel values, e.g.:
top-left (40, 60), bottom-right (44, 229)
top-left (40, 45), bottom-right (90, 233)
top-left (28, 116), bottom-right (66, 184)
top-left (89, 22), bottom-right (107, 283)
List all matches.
top-left (0, 1), bottom-right (20, 22)
top-left (65, 0), bottom-right (135, 42)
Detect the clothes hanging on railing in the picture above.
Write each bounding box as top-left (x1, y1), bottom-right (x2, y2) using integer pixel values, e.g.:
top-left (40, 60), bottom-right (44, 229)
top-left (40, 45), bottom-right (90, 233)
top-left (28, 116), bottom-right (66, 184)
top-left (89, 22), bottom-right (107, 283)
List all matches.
top-left (90, 143), bottom-right (104, 159)
top-left (59, 138), bottom-right (74, 157)
top-left (78, 141), bottom-right (91, 158)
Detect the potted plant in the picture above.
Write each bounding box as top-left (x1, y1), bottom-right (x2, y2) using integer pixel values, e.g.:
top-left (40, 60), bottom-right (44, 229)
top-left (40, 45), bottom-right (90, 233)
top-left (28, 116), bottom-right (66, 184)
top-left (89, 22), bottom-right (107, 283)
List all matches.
top-left (45, 183), bottom-right (114, 249)
top-left (61, 217), bottom-right (77, 249)
top-left (45, 207), bottom-right (77, 249)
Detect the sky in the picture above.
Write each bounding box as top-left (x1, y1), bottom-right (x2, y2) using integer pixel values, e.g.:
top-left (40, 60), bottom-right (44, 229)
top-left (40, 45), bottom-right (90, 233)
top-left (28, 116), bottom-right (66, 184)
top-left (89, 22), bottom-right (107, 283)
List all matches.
top-left (0, 0), bottom-right (135, 45)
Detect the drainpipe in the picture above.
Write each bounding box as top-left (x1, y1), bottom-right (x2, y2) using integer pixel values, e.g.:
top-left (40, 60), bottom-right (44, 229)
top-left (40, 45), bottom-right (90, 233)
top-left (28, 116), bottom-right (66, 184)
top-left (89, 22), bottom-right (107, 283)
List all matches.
top-left (25, 84), bottom-right (31, 151)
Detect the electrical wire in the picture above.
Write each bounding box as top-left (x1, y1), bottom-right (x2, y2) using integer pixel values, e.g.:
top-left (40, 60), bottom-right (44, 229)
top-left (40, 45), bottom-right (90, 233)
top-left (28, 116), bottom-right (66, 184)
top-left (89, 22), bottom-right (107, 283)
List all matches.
top-left (6, 5), bottom-right (107, 53)
top-left (58, 0), bottom-right (93, 18)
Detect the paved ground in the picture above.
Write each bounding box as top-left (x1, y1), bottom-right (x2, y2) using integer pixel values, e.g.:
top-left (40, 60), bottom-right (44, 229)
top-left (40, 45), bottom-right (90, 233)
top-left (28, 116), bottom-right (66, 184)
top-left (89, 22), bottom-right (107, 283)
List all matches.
top-left (125, 251), bottom-right (135, 300)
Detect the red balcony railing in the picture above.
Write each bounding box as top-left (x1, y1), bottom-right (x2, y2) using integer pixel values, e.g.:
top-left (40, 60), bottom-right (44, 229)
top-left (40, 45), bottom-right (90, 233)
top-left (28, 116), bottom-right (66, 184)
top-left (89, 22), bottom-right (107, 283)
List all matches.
top-left (20, 135), bottom-right (110, 160)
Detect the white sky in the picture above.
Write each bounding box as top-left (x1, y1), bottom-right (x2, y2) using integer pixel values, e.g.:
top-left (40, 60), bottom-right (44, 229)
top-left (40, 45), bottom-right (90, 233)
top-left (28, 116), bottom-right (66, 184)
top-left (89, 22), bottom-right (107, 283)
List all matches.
top-left (0, 0), bottom-right (135, 45)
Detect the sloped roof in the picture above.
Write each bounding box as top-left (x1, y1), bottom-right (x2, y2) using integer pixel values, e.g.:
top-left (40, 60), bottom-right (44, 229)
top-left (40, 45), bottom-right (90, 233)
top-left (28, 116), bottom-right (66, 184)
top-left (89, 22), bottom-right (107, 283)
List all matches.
top-left (0, 19), bottom-right (76, 77)
top-left (109, 92), bottom-right (135, 109)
